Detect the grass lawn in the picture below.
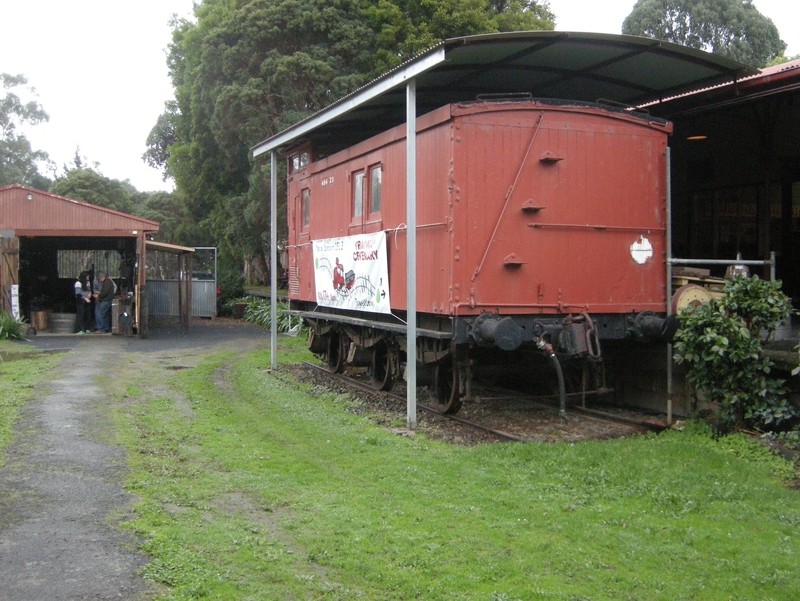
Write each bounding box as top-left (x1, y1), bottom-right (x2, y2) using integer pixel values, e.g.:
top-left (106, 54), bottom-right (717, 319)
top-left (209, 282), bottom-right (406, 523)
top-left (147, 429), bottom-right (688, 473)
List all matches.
top-left (100, 337), bottom-right (800, 600)
top-left (0, 341), bottom-right (60, 469)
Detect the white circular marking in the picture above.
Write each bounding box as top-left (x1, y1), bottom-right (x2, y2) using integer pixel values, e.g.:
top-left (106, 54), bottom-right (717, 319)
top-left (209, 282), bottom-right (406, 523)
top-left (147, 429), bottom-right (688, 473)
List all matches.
top-left (630, 236), bottom-right (653, 265)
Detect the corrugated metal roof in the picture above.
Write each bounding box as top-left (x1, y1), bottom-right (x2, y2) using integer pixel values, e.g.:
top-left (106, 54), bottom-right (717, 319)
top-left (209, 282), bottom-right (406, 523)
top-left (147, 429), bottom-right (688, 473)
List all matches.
top-left (646, 58), bottom-right (800, 117)
top-left (252, 31), bottom-right (756, 159)
top-left (0, 184), bottom-right (159, 236)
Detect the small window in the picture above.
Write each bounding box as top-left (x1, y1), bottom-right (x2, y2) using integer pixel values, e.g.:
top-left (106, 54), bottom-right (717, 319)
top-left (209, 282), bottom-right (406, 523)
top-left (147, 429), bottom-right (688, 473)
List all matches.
top-left (353, 172), bottom-right (365, 218)
top-left (370, 165), bottom-right (382, 214)
top-left (302, 188), bottom-right (310, 228)
top-left (291, 151), bottom-right (310, 173)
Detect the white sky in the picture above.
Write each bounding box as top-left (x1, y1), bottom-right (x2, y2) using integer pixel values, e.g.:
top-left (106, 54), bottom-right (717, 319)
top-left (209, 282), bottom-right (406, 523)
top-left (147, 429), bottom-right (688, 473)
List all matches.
top-left (1, 0), bottom-right (798, 193)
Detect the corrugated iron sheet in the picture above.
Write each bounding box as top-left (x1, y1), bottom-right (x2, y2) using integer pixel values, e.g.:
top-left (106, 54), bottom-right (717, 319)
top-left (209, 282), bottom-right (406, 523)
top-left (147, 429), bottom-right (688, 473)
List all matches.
top-left (146, 280), bottom-right (217, 318)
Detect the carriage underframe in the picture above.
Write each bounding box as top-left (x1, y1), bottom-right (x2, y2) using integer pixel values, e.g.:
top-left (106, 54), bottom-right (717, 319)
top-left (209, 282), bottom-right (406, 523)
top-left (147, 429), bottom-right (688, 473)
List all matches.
top-left (295, 304), bottom-right (673, 415)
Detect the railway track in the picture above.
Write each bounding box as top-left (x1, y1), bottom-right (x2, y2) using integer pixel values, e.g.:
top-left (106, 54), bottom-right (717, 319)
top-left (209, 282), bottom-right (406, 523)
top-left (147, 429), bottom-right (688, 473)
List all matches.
top-left (300, 361), bottom-right (667, 443)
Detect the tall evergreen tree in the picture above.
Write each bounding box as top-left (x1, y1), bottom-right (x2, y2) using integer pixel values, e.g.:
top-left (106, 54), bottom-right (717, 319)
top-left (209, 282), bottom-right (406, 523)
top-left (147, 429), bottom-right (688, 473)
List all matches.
top-left (622, 0), bottom-right (786, 67)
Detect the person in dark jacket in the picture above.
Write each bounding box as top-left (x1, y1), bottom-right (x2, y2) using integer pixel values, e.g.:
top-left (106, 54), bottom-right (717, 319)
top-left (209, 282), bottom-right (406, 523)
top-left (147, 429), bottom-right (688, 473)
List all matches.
top-left (74, 271), bottom-right (92, 334)
top-left (93, 271), bottom-right (115, 334)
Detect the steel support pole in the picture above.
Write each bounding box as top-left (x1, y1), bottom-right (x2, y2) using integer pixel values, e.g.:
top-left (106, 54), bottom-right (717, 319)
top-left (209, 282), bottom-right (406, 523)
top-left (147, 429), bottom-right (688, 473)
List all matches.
top-left (770, 251), bottom-right (776, 281)
top-left (406, 80), bottom-right (417, 430)
top-left (270, 151), bottom-right (278, 370)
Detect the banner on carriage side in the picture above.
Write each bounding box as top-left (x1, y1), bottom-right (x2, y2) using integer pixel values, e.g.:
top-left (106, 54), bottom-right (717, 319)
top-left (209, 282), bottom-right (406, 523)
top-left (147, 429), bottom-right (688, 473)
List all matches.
top-left (312, 232), bottom-right (391, 314)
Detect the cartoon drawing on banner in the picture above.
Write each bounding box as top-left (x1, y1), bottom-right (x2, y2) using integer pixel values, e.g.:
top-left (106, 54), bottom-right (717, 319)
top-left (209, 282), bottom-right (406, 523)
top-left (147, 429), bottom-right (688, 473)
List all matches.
top-left (313, 232), bottom-right (390, 314)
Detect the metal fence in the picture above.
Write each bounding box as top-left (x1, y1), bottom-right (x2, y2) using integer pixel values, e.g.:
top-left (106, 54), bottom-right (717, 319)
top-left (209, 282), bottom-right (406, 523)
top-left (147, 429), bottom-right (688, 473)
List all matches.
top-left (146, 279), bottom-right (217, 318)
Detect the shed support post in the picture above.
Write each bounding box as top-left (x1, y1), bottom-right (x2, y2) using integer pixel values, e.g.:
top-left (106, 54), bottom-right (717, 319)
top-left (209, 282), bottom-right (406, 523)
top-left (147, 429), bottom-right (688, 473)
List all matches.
top-left (270, 151), bottom-right (278, 370)
top-left (406, 79), bottom-right (417, 430)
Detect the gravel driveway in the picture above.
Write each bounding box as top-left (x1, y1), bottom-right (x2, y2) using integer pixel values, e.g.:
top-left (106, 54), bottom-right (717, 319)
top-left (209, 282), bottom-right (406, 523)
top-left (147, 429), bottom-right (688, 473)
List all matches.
top-left (0, 321), bottom-right (268, 600)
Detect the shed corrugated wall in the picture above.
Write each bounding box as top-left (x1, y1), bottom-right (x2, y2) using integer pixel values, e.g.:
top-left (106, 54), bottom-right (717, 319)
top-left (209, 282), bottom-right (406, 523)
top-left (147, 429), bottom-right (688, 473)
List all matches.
top-left (147, 280), bottom-right (217, 318)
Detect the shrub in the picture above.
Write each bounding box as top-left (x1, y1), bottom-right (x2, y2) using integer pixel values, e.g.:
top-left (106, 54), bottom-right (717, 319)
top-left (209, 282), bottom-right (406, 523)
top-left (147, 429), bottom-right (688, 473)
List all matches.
top-left (0, 311), bottom-right (27, 340)
top-left (722, 274), bottom-right (794, 338)
top-left (233, 297), bottom-right (305, 334)
top-left (673, 276), bottom-right (797, 430)
top-left (217, 266), bottom-right (245, 307)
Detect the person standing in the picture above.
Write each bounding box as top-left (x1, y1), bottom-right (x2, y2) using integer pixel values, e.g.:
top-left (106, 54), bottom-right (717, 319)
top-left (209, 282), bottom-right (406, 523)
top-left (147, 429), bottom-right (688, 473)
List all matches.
top-left (74, 272), bottom-right (92, 334)
top-left (93, 272), bottom-right (115, 334)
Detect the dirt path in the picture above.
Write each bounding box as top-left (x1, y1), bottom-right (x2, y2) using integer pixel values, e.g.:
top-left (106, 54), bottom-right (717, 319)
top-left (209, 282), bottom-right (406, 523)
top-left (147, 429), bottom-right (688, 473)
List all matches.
top-left (0, 321), bottom-right (269, 600)
top-left (0, 337), bottom-right (155, 600)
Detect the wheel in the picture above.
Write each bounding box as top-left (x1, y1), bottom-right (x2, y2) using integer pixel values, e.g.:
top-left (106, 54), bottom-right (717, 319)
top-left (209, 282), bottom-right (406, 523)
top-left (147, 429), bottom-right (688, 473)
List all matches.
top-left (430, 358), bottom-right (463, 414)
top-left (369, 342), bottom-right (395, 391)
top-left (325, 332), bottom-right (346, 373)
top-left (671, 284), bottom-right (713, 314)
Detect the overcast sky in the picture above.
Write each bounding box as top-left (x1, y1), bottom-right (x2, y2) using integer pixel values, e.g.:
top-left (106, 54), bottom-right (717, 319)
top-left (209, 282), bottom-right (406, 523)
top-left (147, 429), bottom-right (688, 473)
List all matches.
top-left (2, 0), bottom-right (798, 193)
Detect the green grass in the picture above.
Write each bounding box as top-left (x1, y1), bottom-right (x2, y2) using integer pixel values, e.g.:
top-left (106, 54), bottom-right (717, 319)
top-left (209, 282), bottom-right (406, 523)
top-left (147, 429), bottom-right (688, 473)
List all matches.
top-left (0, 342), bottom-right (60, 468)
top-left (105, 339), bottom-right (800, 600)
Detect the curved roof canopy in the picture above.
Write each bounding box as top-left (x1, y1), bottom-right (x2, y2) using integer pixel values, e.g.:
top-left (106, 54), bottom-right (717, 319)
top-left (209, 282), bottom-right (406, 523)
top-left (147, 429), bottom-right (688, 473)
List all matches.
top-left (252, 31), bottom-right (756, 159)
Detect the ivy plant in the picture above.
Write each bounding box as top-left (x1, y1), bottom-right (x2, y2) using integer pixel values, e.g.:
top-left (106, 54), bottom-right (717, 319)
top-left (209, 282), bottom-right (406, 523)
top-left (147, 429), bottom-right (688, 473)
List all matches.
top-left (673, 276), bottom-right (797, 430)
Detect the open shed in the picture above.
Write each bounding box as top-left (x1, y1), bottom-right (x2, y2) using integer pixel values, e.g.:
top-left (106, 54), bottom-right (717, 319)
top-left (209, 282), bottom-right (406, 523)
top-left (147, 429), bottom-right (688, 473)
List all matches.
top-left (0, 184), bottom-right (158, 336)
top-left (647, 59), bottom-right (800, 299)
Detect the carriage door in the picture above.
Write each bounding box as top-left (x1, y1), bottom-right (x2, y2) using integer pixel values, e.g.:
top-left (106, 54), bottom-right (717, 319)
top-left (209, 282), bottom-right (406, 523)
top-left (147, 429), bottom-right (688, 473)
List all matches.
top-left (288, 185), bottom-right (311, 299)
top-left (351, 170), bottom-right (367, 234)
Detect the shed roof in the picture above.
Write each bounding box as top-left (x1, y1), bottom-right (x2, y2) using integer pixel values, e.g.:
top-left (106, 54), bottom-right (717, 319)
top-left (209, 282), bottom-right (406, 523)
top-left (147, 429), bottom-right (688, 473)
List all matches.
top-left (646, 58), bottom-right (800, 118)
top-left (252, 31), bottom-right (756, 159)
top-left (0, 184), bottom-right (159, 237)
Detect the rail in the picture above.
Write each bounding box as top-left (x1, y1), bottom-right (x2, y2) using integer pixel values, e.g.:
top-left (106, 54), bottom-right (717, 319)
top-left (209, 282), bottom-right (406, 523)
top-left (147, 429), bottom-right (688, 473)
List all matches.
top-left (301, 361), bottom-right (526, 441)
top-left (302, 362), bottom-right (667, 440)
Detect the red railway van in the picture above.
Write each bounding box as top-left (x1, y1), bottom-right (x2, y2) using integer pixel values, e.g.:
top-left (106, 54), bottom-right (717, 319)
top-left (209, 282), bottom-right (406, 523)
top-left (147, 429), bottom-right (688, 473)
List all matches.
top-left (287, 98), bottom-right (674, 412)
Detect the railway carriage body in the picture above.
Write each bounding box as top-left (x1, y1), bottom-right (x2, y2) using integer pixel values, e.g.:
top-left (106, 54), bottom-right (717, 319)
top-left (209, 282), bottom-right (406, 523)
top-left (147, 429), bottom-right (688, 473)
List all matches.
top-left (287, 98), bottom-right (673, 412)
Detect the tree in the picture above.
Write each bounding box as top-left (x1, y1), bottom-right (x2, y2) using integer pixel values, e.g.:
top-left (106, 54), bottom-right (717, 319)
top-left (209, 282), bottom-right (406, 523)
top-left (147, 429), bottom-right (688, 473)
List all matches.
top-left (0, 73), bottom-right (53, 189)
top-left (50, 167), bottom-right (135, 215)
top-left (364, 0), bottom-right (554, 74)
top-left (622, 0), bottom-right (786, 68)
top-left (130, 190), bottom-right (198, 246)
top-left (768, 52), bottom-right (800, 67)
top-left (142, 100), bottom-right (179, 182)
top-left (146, 0), bottom-right (555, 273)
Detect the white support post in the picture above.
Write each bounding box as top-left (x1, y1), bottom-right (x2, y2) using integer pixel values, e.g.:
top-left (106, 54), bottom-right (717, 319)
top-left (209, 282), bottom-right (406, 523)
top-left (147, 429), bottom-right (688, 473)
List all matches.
top-left (271, 151), bottom-right (278, 370)
top-left (406, 80), bottom-right (417, 430)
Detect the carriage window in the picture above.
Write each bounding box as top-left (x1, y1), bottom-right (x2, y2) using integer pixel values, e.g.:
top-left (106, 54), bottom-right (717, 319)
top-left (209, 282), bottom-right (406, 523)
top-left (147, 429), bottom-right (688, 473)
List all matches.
top-left (370, 165), bottom-right (382, 214)
top-left (291, 151), bottom-right (310, 173)
top-left (353, 171), bottom-right (365, 218)
top-left (302, 188), bottom-right (310, 228)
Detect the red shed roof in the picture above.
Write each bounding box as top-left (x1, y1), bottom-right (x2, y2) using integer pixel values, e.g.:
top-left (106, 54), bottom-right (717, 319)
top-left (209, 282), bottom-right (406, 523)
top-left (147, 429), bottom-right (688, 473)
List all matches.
top-left (0, 184), bottom-right (159, 237)
top-left (646, 59), bottom-right (800, 117)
